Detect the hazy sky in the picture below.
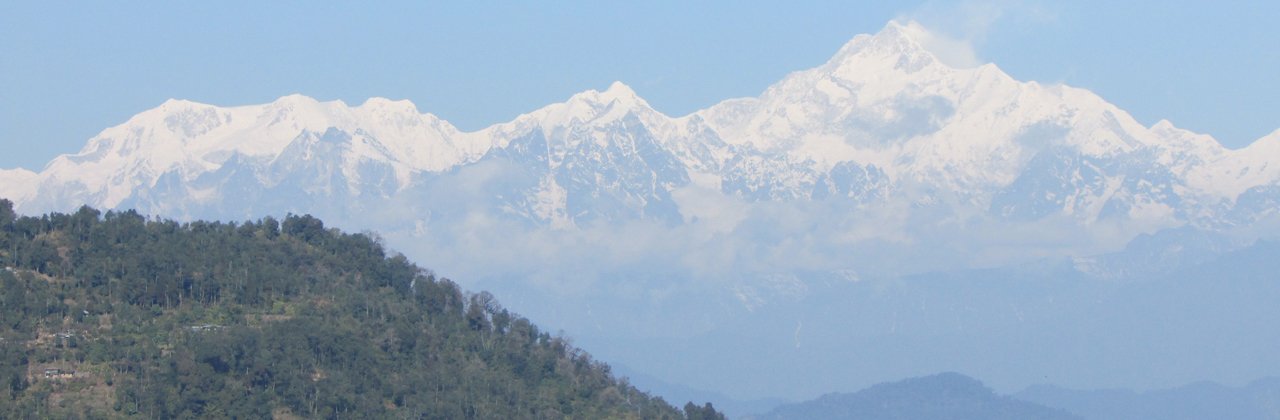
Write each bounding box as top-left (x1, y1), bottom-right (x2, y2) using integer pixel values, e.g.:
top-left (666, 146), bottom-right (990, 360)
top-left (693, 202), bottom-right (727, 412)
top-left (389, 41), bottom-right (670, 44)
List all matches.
top-left (2, 1), bottom-right (1277, 170)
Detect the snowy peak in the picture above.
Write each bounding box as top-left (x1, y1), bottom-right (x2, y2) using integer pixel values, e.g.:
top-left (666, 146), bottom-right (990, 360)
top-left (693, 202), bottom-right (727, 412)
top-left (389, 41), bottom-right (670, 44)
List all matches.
top-left (1149, 119), bottom-right (1224, 154)
top-left (1231, 128), bottom-right (1280, 185)
top-left (359, 97), bottom-right (421, 114)
top-left (559, 81), bottom-right (647, 113)
top-left (821, 19), bottom-right (974, 80)
top-left (489, 81), bottom-right (672, 153)
top-left (120, 97), bottom-right (225, 138)
top-left (692, 20), bottom-right (1280, 219)
top-left (269, 93), bottom-right (323, 107)
top-left (827, 20), bottom-right (937, 67)
top-left (260, 94), bottom-right (340, 131)
top-left (526, 81), bottom-right (655, 128)
top-left (484, 81), bottom-right (675, 155)
top-left (593, 81), bottom-right (643, 106)
top-left (156, 98), bottom-right (206, 111)
top-left (21, 93), bottom-right (495, 210)
top-left (1247, 128), bottom-right (1280, 150)
top-left (697, 21), bottom-right (1008, 168)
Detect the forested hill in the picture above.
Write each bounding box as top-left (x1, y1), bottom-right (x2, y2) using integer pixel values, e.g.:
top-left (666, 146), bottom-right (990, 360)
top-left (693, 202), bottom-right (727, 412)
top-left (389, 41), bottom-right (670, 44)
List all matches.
top-left (0, 199), bottom-right (724, 419)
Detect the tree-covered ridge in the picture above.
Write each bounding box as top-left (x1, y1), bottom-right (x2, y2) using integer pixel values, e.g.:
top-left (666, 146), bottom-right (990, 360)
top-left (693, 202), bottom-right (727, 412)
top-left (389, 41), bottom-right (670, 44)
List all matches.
top-left (0, 199), bottom-right (723, 419)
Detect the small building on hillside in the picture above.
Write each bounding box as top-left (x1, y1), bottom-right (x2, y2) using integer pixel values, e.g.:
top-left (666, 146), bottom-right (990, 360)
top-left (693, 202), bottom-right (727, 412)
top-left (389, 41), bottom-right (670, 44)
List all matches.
top-left (43, 368), bottom-right (75, 380)
top-left (189, 324), bottom-right (224, 332)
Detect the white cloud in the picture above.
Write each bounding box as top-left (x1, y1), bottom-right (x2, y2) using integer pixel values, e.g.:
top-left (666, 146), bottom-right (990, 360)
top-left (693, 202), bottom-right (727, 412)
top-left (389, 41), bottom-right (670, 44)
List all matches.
top-left (895, 0), bottom-right (1056, 68)
top-left (896, 20), bottom-right (985, 68)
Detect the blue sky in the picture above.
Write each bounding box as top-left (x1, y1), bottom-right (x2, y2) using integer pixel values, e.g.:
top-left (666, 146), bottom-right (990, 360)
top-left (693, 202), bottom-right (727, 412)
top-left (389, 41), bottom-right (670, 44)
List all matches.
top-left (1, 1), bottom-right (1277, 170)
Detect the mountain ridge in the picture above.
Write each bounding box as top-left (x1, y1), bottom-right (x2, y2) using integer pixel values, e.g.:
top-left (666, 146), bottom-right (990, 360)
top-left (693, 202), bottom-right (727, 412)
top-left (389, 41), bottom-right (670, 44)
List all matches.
top-left (7, 21), bottom-right (1277, 225)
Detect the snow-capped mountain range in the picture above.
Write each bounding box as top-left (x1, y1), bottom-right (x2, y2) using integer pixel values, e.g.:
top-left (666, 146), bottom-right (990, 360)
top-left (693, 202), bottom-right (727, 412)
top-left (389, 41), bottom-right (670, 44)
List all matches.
top-left (4, 21), bottom-right (1280, 265)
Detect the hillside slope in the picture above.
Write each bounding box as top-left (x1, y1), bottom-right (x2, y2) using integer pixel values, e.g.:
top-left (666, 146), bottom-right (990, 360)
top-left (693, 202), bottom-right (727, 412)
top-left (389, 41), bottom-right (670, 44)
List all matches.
top-left (0, 199), bottom-right (720, 419)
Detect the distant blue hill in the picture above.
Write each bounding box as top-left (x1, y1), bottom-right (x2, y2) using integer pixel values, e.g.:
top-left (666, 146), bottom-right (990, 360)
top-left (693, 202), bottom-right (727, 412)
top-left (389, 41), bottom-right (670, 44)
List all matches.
top-left (749, 372), bottom-right (1080, 420)
top-left (1017, 377), bottom-right (1280, 420)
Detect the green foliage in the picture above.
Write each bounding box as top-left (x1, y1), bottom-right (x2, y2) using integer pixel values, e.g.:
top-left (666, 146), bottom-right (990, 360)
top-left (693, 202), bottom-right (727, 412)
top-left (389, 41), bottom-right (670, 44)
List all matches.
top-left (684, 401), bottom-right (728, 420)
top-left (0, 199), bottom-right (14, 227)
top-left (0, 207), bottom-right (722, 419)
